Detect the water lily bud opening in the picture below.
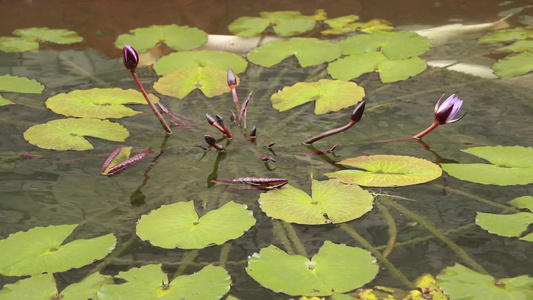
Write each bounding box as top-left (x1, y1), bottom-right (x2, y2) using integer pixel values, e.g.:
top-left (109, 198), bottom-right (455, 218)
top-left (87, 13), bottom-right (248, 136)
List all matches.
top-left (227, 67), bottom-right (237, 88)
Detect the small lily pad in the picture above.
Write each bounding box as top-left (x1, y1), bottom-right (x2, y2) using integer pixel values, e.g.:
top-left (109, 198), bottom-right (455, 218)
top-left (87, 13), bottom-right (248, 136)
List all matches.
top-left (45, 88), bottom-right (159, 119)
top-left (493, 52), bottom-right (533, 79)
top-left (115, 25), bottom-right (207, 53)
top-left (0, 37), bottom-right (39, 52)
top-left (322, 18), bottom-right (394, 35)
top-left (154, 67), bottom-right (230, 99)
top-left (270, 79), bottom-right (365, 115)
top-left (258, 179), bottom-right (374, 225)
top-left (377, 57), bottom-right (427, 83)
top-left (479, 27), bottom-right (533, 43)
top-left (0, 27), bottom-right (82, 52)
top-left (0, 224), bottom-right (116, 276)
top-left (98, 264), bottom-right (231, 300)
top-left (499, 40), bottom-right (533, 53)
top-left (246, 241), bottom-right (379, 296)
top-left (229, 11), bottom-right (316, 37)
top-left (476, 196), bottom-right (533, 241)
top-left (326, 155), bottom-right (442, 187)
top-left (248, 38), bottom-right (341, 67)
top-left (23, 118), bottom-right (130, 151)
top-left (0, 95), bottom-right (15, 106)
top-left (136, 201), bottom-right (256, 249)
top-left (0, 75), bottom-right (44, 94)
top-left (437, 264), bottom-right (533, 299)
top-left (153, 50), bottom-right (247, 76)
top-left (441, 146), bottom-right (533, 185)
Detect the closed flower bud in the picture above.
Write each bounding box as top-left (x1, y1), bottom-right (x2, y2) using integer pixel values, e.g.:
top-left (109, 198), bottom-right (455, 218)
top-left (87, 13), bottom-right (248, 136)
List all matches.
top-left (123, 45), bottom-right (139, 71)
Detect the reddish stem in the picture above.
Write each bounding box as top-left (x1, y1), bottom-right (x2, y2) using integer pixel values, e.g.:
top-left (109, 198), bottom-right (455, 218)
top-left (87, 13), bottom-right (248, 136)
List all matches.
top-left (412, 121), bottom-right (439, 139)
top-left (231, 88), bottom-right (240, 112)
top-left (304, 120), bottom-right (355, 145)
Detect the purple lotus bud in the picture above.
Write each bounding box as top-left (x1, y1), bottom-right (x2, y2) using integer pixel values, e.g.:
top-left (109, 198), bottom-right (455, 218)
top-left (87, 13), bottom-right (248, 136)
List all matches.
top-left (434, 94), bottom-right (465, 125)
top-left (250, 126), bottom-right (257, 137)
top-left (351, 100), bottom-right (366, 122)
top-left (123, 45), bottom-right (139, 71)
top-left (215, 114), bottom-right (224, 126)
top-left (204, 135), bottom-right (217, 146)
top-left (227, 67), bottom-right (237, 88)
top-left (206, 113), bottom-right (216, 125)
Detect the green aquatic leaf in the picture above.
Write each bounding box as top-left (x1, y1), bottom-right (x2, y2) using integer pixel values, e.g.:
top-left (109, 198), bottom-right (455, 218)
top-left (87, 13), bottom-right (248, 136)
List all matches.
top-left (114, 25), bottom-right (207, 53)
top-left (326, 155), bottom-right (442, 187)
top-left (246, 241), bottom-right (379, 296)
top-left (323, 15), bottom-right (360, 30)
top-left (0, 95), bottom-right (15, 106)
top-left (441, 146), bottom-right (533, 185)
top-left (479, 27), bottom-right (533, 43)
top-left (258, 179), bottom-right (374, 225)
top-left (248, 37), bottom-right (341, 67)
top-left (61, 273), bottom-right (113, 299)
top-left (45, 88), bottom-right (159, 119)
top-left (153, 67), bottom-right (230, 99)
top-left (437, 264), bottom-right (533, 300)
top-left (136, 201), bottom-right (256, 249)
top-left (322, 18), bottom-right (394, 35)
top-left (499, 40), bottom-right (533, 53)
top-left (13, 27), bottom-right (83, 44)
top-left (476, 196), bottom-right (533, 241)
top-left (23, 118), bottom-right (129, 151)
top-left (0, 273), bottom-right (57, 300)
top-left (377, 56), bottom-right (427, 83)
top-left (0, 74), bottom-right (44, 93)
top-left (0, 37), bottom-right (38, 52)
top-left (270, 79), bottom-right (365, 115)
top-left (339, 31), bottom-right (430, 60)
top-left (99, 264), bottom-right (231, 300)
top-left (229, 11), bottom-right (316, 37)
top-left (153, 50), bottom-right (248, 76)
top-left (0, 224), bottom-right (116, 276)
top-left (327, 52), bottom-right (387, 80)
top-left (493, 52), bottom-right (533, 79)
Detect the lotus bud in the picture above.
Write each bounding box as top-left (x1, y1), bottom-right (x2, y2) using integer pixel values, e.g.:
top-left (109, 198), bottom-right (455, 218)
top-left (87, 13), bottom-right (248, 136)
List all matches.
top-left (206, 113), bottom-right (216, 125)
top-left (227, 67), bottom-right (237, 88)
top-left (123, 45), bottom-right (139, 71)
top-left (351, 100), bottom-right (366, 122)
top-left (434, 94), bottom-right (466, 125)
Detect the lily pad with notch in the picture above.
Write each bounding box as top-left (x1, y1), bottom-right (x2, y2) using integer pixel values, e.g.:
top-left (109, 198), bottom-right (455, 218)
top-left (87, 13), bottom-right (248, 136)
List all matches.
top-left (136, 201), bottom-right (256, 249)
top-left (326, 155), bottom-right (442, 187)
top-left (45, 88), bottom-right (159, 119)
top-left (114, 25), bottom-right (207, 53)
top-left (0, 74), bottom-right (44, 106)
top-left (322, 18), bottom-right (394, 35)
top-left (246, 241), bottom-right (379, 296)
top-left (0, 224), bottom-right (116, 276)
top-left (492, 52), bottom-right (533, 79)
top-left (229, 11), bottom-right (316, 37)
top-left (0, 27), bottom-right (82, 52)
top-left (440, 146), bottom-right (533, 185)
top-left (23, 118), bottom-right (130, 151)
top-left (153, 50), bottom-right (248, 76)
top-left (154, 67), bottom-right (231, 99)
top-left (258, 179), bottom-right (374, 225)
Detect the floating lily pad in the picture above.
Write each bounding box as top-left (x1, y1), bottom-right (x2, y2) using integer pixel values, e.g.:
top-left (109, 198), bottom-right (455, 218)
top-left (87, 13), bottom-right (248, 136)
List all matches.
top-left (437, 264), bottom-right (533, 300)
top-left (258, 179), bottom-right (374, 225)
top-left (441, 146), bottom-right (533, 185)
top-left (23, 118), bottom-right (130, 151)
top-left (326, 155), bottom-right (442, 187)
top-left (229, 11), bottom-right (316, 37)
top-left (0, 95), bottom-right (14, 106)
top-left (479, 27), bottom-right (533, 43)
top-left (493, 52), bottom-right (533, 79)
top-left (0, 37), bottom-right (39, 52)
top-left (45, 88), bottom-right (159, 119)
top-left (377, 57), bottom-right (427, 83)
top-left (270, 79), bottom-right (365, 115)
top-left (499, 40), bottom-right (533, 53)
top-left (0, 27), bottom-right (82, 52)
top-left (476, 196), bottom-right (533, 241)
top-left (136, 201), bottom-right (256, 249)
top-left (322, 18), bottom-right (394, 35)
top-left (246, 241), bottom-right (379, 296)
top-left (115, 25), bottom-right (207, 53)
top-left (339, 31), bottom-right (430, 60)
top-left (0, 224), bottom-right (116, 276)
top-left (153, 50), bottom-right (247, 76)
top-left (0, 75), bottom-right (44, 94)
top-left (248, 38), bottom-right (341, 67)
top-left (98, 264), bottom-right (231, 300)
top-left (154, 67), bottom-right (230, 99)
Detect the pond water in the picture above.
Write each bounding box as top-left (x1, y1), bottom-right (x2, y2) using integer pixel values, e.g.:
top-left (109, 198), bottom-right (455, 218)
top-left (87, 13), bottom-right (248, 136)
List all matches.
top-left (0, 1), bottom-right (532, 299)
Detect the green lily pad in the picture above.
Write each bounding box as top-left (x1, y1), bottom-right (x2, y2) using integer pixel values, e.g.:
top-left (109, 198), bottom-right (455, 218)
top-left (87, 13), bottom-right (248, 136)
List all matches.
top-left (0, 37), bottom-right (39, 52)
top-left (114, 25), bottom-right (207, 53)
top-left (0, 95), bottom-right (15, 106)
top-left (99, 264), bottom-right (231, 300)
top-left (136, 201), bottom-right (256, 249)
top-left (23, 118), bottom-right (130, 151)
top-left (441, 146), bottom-right (533, 185)
top-left (437, 264), bottom-right (533, 300)
top-left (270, 79), bottom-right (365, 115)
top-left (479, 27), bottom-right (533, 43)
top-left (493, 52), bottom-right (533, 79)
top-left (258, 179), bottom-right (374, 225)
top-left (0, 27), bottom-right (82, 52)
top-left (229, 11), bottom-right (316, 37)
top-left (0, 75), bottom-right (44, 94)
top-left (322, 18), bottom-right (394, 35)
top-left (154, 67), bottom-right (230, 99)
top-left (246, 241), bottom-right (379, 296)
top-left (326, 155), bottom-right (442, 187)
top-left (153, 50), bottom-right (247, 76)
top-left (248, 38), bottom-right (341, 67)
top-left (45, 88), bottom-right (159, 119)
top-left (476, 196), bottom-right (533, 241)
top-left (0, 224), bottom-right (116, 276)
top-left (499, 40), bottom-right (533, 53)
top-left (377, 56), bottom-right (427, 83)
top-left (339, 31), bottom-right (430, 60)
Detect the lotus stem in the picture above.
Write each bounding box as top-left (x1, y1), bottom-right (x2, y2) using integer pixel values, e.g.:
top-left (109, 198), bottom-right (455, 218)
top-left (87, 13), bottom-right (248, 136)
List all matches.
top-left (412, 121), bottom-right (439, 139)
top-left (304, 120), bottom-right (356, 145)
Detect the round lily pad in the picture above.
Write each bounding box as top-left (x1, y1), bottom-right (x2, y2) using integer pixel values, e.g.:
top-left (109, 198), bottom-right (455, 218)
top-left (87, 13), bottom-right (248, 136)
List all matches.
top-left (476, 196), bottom-right (533, 241)
top-left (45, 88), bottom-right (159, 119)
top-left (441, 146), bottom-right (533, 186)
top-left (23, 118), bottom-right (130, 151)
top-left (153, 50), bottom-right (248, 76)
top-left (98, 264), bottom-right (231, 300)
top-left (153, 67), bottom-right (230, 99)
top-left (0, 224), bottom-right (116, 276)
top-left (114, 25), bottom-right (207, 53)
top-left (270, 79), bottom-right (365, 115)
top-left (229, 11), bottom-right (316, 37)
top-left (248, 38), bottom-right (341, 67)
top-left (326, 155), bottom-right (442, 187)
top-left (136, 201), bottom-right (256, 249)
top-left (0, 75), bottom-right (44, 94)
top-left (246, 241), bottom-right (379, 296)
top-left (0, 27), bottom-right (82, 52)
top-left (258, 179), bottom-right (374, 225)
top-left (479, 27), bottom-right (533, 43)
top-left (493, 52), bottom-right (533, 79)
